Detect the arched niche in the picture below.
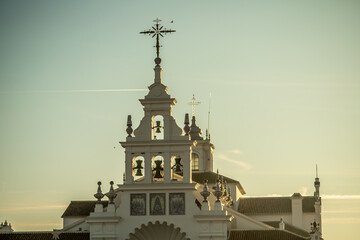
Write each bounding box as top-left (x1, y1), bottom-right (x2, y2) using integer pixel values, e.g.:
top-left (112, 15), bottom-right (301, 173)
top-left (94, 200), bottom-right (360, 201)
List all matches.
top-left (132, 155), bottom-right (145, 181)
top-left (171, 155), bottom-right (183, 181)
top-left (191, 153), bottom-right (199, 171)
top-left (152, 115), bottom-right (164, 140)
top-left (152, 155), bottom-right (164, 182)
top-left (128, 221), bottom-right (190, 240)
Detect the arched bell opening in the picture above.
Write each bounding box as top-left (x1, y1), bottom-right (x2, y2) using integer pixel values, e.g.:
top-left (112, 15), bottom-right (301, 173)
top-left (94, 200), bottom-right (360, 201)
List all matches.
top-left (171, 155), bottom-right (183, 181)
top-left (127, 221), bottom-right (190, 240)
top-left (191, 153), bottom-right (199, 171)
top-left (151, 115), bottom-right (164, 140)
top-left (152, 155), bottom-right (164, 182)
top-left (132, 155), bottom-right (145, 182)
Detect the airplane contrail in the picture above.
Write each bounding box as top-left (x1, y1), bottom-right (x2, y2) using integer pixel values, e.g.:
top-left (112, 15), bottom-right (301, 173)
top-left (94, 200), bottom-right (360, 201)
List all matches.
top-left (1, 89), bottom-right (148, 94)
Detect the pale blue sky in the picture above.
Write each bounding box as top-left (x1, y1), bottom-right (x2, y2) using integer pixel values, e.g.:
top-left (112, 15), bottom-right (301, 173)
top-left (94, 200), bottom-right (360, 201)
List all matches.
top-left (0, 1), bottom-right (359, 239)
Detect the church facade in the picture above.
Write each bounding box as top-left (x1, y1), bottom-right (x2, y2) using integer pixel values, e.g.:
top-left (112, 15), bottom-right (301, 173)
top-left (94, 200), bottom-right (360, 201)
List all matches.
top-left (0, 20), bottom-right (324, 240)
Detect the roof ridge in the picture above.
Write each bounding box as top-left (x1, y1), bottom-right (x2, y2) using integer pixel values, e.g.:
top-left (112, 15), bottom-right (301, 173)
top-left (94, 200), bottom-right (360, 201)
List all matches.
top-left (0, 231), bottom-right (89, 234)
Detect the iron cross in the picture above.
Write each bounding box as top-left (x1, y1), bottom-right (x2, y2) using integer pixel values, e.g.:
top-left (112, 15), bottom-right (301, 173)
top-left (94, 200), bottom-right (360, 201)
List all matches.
top-left (140, 18), bottom-right (176, 58)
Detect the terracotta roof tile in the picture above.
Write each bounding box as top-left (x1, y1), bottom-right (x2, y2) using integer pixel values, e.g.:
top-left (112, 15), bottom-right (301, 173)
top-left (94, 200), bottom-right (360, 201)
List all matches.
top-left (61, 201), bottom-right (108, 218)
top-left (238, 196), bottom-right (315, 214)
top-left (229, 230), bottom-right (309, 240)
top-left (263, 221), bottom-right (310, 238)
top-left (0, 232), bottom-right (89, 240)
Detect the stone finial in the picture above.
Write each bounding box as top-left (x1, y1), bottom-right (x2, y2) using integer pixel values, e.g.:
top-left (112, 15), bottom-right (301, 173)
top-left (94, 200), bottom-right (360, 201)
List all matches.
top-left (106, 181), bottom-right (117, 204)
top-left (94, 181), bottom-right (104, 203)
top-left (279, 218), bottom-right (285, 230)
top-left (126, 115), bottom-right (133, 137)
top-left (223, 180), bottom-right (228, 197)
top-left (183, 113), bottom-right (190, 136)
top-left (200, 179), bottom-right (211, 203)
top-left (220, 175), bottom-right (224, 192)
top-left (213, 178), bottom-right (222, 202)
top-left (189, 116), bottom-right (203, 140)
top-left (226, 186), bottom-right (234, 206)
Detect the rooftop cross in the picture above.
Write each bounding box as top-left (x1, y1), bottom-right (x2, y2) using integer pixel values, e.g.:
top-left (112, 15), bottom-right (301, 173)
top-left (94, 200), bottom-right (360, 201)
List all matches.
top-left (188, 94), bottom-right (201, 117)
top-left (140, 18), bottom-right (176, 61)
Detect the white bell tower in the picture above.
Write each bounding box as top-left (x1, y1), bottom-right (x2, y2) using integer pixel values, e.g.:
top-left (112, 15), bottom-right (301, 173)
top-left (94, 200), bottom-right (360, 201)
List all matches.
top-left (120, 21), bottom-right (196, 185)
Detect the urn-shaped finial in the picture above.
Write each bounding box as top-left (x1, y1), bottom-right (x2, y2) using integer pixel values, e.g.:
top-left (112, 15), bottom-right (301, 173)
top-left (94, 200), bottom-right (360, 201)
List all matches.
top-left (126, 115), bottom-right (133, 137)
top-left (184, 113), bottom-right (190, 135)
top-left (213, 178), bottom-right (223, 202)
top-left (106, 181), bottom-right (117, 204)
top-left (94, 181), bottom-right (104, 203)
top-left (200, 179), bottom-right (211, 203)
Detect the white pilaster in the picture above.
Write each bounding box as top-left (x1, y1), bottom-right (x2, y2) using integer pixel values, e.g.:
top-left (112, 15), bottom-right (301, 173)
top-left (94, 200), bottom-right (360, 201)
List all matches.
top-left (125, 151), bottom-right (132, 184)
top-left (291, 193), bottom-right (303, 228)
top-left (144, 152), bottom-right (152, 183)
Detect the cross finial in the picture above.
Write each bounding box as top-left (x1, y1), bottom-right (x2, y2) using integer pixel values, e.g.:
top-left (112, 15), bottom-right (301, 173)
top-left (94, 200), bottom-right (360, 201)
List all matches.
top-left (153, 18), bottom-right (161, 24)
top-left (188, 94), bottom-right (201, 117)
top-left (140, 18), bottom-right (176, 63)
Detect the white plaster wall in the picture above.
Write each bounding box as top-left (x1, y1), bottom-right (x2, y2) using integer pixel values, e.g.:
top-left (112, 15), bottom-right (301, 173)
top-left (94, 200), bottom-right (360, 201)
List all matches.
top-left (291, 198), bottom-right (303, 228)
top-left (63, 217), bottom-right (85, 228)
top-left (231, 215), bottom-right (270, 230)
top-left (115, 188), bottom-right (203, 240)
top-left (64, 221), bottom-right (89, 231)
top-left (303, 212), bottom-right (316, 232)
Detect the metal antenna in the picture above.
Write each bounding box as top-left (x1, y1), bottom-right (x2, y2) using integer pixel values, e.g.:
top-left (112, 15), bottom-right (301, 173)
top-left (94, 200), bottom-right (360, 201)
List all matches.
top-left (140, 18), bottom-right (176, 59)
top-left (207, 92), bottom-right (212, 139)
top-left (316, 164), bottom-right (318, 178)
top-left (188, 94), bottom-right (201, 118)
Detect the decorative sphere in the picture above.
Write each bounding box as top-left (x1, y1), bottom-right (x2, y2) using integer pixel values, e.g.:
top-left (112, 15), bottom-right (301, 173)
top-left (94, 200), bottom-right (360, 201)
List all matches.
top-left (97, 181), bottom-right (101, 185)
top-left (154, 57), bottom-right (161, 65)
top-left (110, 181), bottom-right (114, 185)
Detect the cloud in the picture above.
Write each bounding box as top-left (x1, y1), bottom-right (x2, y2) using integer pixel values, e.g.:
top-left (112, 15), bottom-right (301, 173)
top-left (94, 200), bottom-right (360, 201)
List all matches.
top-left (243, 194), bottom-right (285, 198)
top-left (229, 149), bottom-right (243, 155)
top-left (0, 205), bottom-right (67, 212)
top-left (323, 209), bottom-right (360, 214)
top-left (243, 194), bottom-right (360, 199)
top-left (15, 222), bottom-right (62, 227)
top-left (202, 78), bottom-right (360, 88)
top-left (299, 186), bottom-right (308, 196)
top-left (322, 217), bottom-right (360, 224)
top-left (322, 195), bottom-right (360, 199)
top-left (216, 153), bottom-right (252, 170)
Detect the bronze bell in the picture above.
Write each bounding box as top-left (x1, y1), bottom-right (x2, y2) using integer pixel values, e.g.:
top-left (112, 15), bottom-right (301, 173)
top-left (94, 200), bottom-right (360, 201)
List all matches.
top-left (173, 157), bottom-right (183, 173)
top-left (153, 160), bottom-right (163, 178)
top-left (155, 121), bottom-right (162, 133)
top-left (133, 160), bottom-right (143, 176)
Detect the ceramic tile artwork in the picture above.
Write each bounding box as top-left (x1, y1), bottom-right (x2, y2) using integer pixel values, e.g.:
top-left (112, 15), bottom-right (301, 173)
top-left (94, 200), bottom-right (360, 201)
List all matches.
top-left (130, 194), bottom-right (146, 216)
top-left (150, 193), bottom-right (165, 215)
top-left (169, 193), bottom-right (185, 215)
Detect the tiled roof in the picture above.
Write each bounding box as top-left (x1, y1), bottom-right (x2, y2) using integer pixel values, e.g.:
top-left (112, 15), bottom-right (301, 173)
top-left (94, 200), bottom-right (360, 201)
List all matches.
top-left (229, 230), bottom-right (309, 240)
top-left (0, 232), bottom-right (89, 240)
top-left (61, 201), bottom-right (108, 218)
top-left (263, 221), bottom-right (310, 238)
top-left (238, 196), bottom-right (315, 214)
top-left (192, 171), bottom-right (246, 194)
